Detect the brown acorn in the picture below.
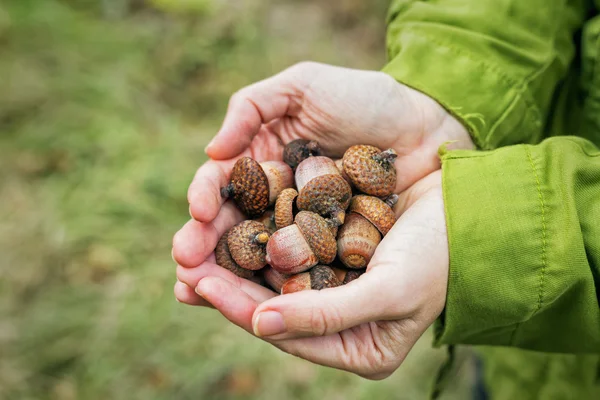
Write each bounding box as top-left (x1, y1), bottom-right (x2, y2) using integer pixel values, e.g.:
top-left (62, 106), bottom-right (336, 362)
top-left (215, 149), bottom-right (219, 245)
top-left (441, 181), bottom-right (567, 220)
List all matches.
top-left (274, 188), bottom-right (298, 230)
top-left (263, 266), bottom-right (291, 293)
top-left (337, 194), bottom-right (398, 269)
top-left (281, 265), bottom-right (340, 294)
top-left (349, 194), bottom-right (398, 236)
top-left (342, 145), bottom-right (397, 197)
top-left (283, 139), bottom-right (321, 170)
top-left (337, 213), bottom-right (381, 269)
top-left (221, 157), bottom-right (294, 217)
top-left (332, 266), bottom-right (365, 285)
top-left (225, 220), bottom-right (271, 271)
top-left (295, 156), bottom-right (352, 226)
top-left (266, 211), bottom-right (337, 274)
top-left (215, 230), bottom-right (255, 279)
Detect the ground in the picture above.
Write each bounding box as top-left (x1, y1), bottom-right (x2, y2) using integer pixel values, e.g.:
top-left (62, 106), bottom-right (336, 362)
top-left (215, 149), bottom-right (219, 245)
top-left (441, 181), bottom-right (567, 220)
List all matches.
top-left (0, 1), bottom-right (472, 398)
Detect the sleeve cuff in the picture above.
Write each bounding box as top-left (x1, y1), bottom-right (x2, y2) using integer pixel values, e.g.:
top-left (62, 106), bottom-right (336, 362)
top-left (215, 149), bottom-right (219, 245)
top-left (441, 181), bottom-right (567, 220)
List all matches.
top-left (434, 146), bottom-right (546, 346)
top-left (382, 31), bottom-right (542, 150)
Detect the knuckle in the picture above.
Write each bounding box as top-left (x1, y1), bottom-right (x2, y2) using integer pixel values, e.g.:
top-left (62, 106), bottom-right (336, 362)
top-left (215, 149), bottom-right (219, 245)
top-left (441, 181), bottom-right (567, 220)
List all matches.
top-left (306, 302), bottom-right (346, 336)
top-left (308, 305), bottom-right (330, 336)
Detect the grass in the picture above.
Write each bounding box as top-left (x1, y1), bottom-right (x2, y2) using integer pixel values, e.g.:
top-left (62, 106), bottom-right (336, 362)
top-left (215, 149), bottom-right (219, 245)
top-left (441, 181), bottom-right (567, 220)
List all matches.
top-left (0, 1), bottom-right (472, 398)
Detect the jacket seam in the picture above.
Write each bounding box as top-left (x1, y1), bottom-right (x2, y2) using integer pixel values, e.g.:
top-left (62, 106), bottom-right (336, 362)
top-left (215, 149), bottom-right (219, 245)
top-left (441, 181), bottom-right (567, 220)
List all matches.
top-left (511, 147), bottom-right (548, 344)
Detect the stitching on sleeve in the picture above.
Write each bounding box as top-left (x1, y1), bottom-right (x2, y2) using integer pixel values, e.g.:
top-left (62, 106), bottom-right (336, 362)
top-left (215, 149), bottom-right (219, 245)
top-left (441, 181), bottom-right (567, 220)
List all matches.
top-left (526, 147), bottom-right (548, 316)
top-left (510, 146), bottom-right (548, 345)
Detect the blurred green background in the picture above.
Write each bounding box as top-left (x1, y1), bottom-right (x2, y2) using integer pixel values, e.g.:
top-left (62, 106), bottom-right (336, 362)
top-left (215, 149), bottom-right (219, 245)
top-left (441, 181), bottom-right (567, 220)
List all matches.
top-left (0, 0), bottom-right (473, 399)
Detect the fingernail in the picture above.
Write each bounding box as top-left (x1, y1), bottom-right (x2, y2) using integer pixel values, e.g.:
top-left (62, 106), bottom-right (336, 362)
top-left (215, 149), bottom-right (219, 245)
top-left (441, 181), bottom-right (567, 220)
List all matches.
top-left (171, 248), bottom-right (176, 263)
top-left (253, 311), bottom-right (286, 337)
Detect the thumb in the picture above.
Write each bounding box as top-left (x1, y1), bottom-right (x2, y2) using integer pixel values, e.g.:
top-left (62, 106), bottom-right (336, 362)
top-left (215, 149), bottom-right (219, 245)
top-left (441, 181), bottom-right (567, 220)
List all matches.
top-left (251, 267), bottom-right (401, 339)
top-left (206, 62), bottom-right (318, 159)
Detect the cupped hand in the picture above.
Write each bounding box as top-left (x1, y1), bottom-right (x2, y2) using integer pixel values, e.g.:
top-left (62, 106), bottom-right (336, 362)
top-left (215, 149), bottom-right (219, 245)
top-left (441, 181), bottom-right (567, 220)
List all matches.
top-left (176, 171), bottom-right (448, 379)
top-left (172, 61), bottom-right (472, 375)
top-left (174, 61), bottom-right (471, 271)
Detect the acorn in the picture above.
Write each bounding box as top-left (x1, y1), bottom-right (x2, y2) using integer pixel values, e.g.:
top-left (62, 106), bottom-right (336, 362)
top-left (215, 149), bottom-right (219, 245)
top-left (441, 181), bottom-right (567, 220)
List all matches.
top-left (342, 145), bottom-right (397, 197)
top-left (263, 266), bottom-right (291, 293)
top-left (221, 157), bottom-right (294, 218)
top-left (295, 156), bottom-right (352, 226)
top-left (283, 139), bottom-right (321, 170)
top-left (217, 220), bottom-right (270, 274)
top-left (266, 211), bottom-right (337, 274)
top-left (281, 265), bottom-right (340, 294)
top-left (274, 188), bottom-right (298, 230)
top-left (349, 194), bottom-right (398, 236)
top-left (337, 194), bottom-right (398, 269)
top-left (332, 266), bottom-right (365, 285)
top-left (215, 229), bottom-right (255, 279)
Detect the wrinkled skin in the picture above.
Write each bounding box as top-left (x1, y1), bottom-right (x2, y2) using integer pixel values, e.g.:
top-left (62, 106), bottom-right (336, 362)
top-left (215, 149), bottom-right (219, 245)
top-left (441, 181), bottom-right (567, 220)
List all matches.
top-left (172, 62), bottom-right (473, 379)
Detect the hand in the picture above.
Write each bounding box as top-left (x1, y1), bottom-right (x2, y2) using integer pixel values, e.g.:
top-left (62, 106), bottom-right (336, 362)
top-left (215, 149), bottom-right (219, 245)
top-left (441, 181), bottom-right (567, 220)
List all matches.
top-left (173, 61), bottom-right (471, 274)
top-left (172, 61), bottom-right (471, 373)
top-left (176, 172), bottom-right (448, 379)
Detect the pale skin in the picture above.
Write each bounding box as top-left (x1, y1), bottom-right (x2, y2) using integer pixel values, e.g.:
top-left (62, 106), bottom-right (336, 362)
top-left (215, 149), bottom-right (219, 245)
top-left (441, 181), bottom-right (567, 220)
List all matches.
top-left (172, 62), bottom-right (474, 379)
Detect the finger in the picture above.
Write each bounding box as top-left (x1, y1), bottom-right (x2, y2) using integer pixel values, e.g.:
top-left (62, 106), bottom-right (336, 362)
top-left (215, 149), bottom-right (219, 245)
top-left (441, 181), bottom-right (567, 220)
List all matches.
top-left (195, 276), bottom-right (261, 332)
top-left (188, 159), bottom-right (239, 223)
top-left (251, 268), bottom-right (401, 339)
top-left (172, 203), bottom-right (244, 268)
top-left (176, 262), bottom-right (277, 302)
top-left (196, 276), bottom-right (400, 377)
top-left (174, 281), bottom-right (214, 308)
top-left (206, 62), bottom-right (317, 159)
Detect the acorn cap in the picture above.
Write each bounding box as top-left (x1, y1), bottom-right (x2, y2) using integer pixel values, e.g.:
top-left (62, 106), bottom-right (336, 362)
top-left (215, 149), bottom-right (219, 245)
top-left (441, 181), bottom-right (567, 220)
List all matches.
top-left (349, 195), bottom-right (396, 236)
top-left (222, 157), bottom-right (269, 218)
top-left (215, 230), bottom-right (256, 279)
top-left (274, 188), bottom-right (298, 230)
top-left (297, 174), bottom-right (352, 225)
top-left (342, 145), bottom-right (397, 197)
top-left (227, 220), bottom-right (270, 271)
top-left (283, 139), bottom-right (320, 170)
top-left (295, 211), bottom-right (337, 264)
top-left (309, 265), bottom-right (341, 290)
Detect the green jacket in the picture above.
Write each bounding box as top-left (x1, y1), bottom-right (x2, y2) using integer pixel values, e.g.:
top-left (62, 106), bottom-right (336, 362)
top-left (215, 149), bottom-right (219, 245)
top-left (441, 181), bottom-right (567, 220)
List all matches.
top-left (383, 0), bottom-right (600, 398)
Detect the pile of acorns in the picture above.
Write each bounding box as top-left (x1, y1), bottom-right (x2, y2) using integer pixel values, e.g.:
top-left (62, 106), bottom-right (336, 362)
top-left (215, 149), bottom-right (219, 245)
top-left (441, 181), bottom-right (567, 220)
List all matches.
top-left (216, 140), bottom-right (398, 294)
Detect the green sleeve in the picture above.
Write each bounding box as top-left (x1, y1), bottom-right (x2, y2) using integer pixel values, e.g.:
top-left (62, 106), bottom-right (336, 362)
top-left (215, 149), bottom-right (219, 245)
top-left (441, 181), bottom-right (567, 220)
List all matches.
top-left (382, 0), bottom-right (589, 150)
top-left (438, 137), bottom-right (600, 353)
